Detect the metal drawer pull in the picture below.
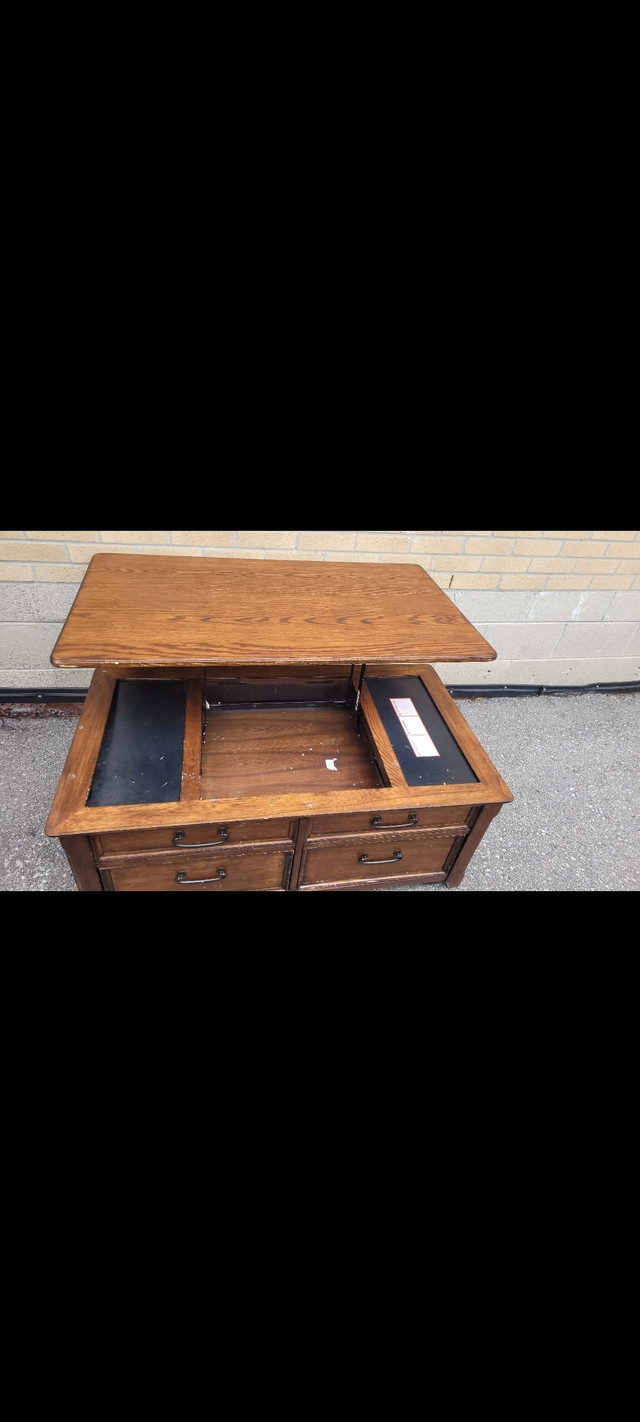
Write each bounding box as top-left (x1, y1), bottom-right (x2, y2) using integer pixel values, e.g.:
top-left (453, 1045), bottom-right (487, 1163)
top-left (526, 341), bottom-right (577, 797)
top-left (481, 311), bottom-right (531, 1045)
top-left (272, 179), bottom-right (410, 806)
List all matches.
top-left (173, 828), bottom-right (229, 846)
top-left (176, 869), bottom-right (227, 884)
top-left (371, 814), bottom-right (417, 829)
top-left (359, 851), bottom-right (403, 865)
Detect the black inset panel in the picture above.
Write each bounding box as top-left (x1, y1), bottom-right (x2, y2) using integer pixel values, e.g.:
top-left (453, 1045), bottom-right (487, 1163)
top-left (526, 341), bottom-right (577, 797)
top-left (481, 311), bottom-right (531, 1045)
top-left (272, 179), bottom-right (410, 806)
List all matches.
top-left (205, 673), bottom-right (352, 704)
top-left (366, 676), bottom-right (478, 787)
top-left (87, 680), bottom-right (187, 806)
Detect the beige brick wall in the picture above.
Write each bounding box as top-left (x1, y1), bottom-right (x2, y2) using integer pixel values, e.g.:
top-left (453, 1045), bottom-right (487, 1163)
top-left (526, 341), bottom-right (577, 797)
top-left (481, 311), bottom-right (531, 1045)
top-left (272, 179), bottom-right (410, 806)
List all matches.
top-left (1, 531), bottom-right (638, 688)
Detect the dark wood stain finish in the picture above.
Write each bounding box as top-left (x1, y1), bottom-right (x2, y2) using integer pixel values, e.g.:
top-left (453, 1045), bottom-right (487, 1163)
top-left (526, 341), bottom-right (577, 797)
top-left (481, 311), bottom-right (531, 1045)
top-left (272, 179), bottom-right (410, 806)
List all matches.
top-left (104, 848), bottom-right (293, 892)
top-left (59, 834), bottom-right (103, 891)
top-left (307, 806), bottom-right (472, 836)
top-left (93, 818), bottom-right (295, 856)
top-left (299, 830), bottom-right (465, 886)
top-left (445, 804), bottom-right (502, 887)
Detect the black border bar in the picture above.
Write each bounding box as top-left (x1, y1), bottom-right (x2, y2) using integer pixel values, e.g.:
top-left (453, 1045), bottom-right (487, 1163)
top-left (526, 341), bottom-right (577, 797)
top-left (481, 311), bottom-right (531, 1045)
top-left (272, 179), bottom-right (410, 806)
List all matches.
top-left (0, 681), bottom-right (638, 705)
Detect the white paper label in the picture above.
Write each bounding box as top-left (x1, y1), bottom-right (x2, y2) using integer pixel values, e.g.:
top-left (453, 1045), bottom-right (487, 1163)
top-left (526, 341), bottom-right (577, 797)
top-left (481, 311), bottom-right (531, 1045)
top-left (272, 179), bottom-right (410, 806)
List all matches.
top-left (389, 697), bottom-right (440, 757)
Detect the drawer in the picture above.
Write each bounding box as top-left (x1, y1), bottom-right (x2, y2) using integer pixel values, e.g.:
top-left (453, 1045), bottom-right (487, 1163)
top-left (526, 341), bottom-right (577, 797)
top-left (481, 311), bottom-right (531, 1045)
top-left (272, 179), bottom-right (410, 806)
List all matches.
top-left (299, 831), bottom-right (461, 888)
top-left (101, 847), bottom-right (293, 891)
top-left (94, 818), bottom-right (295, 856)
top-left (307, 806), bottom-right (472, 838)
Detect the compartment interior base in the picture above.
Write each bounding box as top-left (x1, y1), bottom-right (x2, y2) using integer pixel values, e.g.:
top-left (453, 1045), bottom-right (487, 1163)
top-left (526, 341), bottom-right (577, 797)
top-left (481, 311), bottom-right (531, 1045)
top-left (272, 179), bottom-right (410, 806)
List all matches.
top-left (200, 704), bottom-right (383, 799)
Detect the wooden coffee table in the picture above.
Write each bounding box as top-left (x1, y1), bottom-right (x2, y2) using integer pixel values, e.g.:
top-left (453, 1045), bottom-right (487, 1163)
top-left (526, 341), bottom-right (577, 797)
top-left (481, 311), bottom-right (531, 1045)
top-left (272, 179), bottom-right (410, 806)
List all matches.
top-left (46, 554), bottom-right (513, 891)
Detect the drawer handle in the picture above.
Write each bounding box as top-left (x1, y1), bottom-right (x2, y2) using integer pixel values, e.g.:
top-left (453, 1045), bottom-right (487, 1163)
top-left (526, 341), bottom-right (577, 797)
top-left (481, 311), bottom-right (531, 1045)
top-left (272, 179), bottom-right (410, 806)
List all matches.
top-left (176, 869), bottom-right (227, 884)
top-left (359, 851), bottom-right (403, 865)
top-left (371, 814), bottom-right (418, 829)
top-left (173, 828), bottom-right (229, 846)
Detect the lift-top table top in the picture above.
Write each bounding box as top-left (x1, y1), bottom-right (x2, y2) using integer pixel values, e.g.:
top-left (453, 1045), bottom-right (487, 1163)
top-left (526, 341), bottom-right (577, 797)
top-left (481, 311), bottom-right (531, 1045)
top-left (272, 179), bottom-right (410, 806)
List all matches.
top-left (50, 552), bottom-right (498, 668)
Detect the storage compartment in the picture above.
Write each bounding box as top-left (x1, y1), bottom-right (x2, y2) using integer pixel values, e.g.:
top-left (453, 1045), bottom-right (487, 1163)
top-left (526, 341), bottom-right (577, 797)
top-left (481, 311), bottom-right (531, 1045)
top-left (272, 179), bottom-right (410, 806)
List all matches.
top-left (201, 704), bottom-right (382, 799)
top-left (205, 664), bottom-right (354, 705)
top-left (102, 846), bottom-right (293, 892)
top-left (87, 679), bottom-right (188, 806)
top-left (365, 675), bottom-right (478, 787)
top-left (47, 658), bottom-right (512, 892)
top-left (83, 673), bottom-right (482, 812)
top-left (307, 806), bottom-right (473, 837)
top-left (299, 831), bottom-right (461, 888)
top-left (94, 818), bottom-right (295, 856)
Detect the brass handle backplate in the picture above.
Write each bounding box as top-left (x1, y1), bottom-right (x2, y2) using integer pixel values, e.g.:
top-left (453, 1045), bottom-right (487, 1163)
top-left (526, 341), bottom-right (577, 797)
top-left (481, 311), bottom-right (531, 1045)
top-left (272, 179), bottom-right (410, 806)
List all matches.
top-left (359, 851), bottom-right (403, 865)
top-left (176, 869), bottom-right (227, 884)
top-left (173, 828), bottom-right (229, 846)
top-left (371, 814), bottom-right (417, 829)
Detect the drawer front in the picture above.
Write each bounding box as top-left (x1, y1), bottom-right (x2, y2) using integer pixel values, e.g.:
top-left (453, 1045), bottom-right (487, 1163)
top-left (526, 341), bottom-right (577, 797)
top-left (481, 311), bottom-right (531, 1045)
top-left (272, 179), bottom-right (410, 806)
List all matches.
top-left (299, 832), bottom-right (460, 887)
top-left (102, 848), bottom-right (293, 892)
top-left (307, 806), bottom-right (472, 838)
top-left (95, 818), bottom-right (294, 855)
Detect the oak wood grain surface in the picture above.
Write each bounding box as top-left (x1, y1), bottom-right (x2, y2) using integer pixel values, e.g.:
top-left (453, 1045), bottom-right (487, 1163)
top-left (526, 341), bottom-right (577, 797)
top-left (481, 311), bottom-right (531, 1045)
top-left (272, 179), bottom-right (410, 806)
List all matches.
top-left (45, 670), bottom-right (117, 834)
top-left (45, 664), bottom-right (512, 838)
top-left (358, 682), bottom-right (406, 789)
top-left (92, 838), bottom-right (293, 870)
top-left (416, 667), bottom-right (513, 802)
top-left (103, 849), bottom-right (292, 892)
top-left (49, 781), bottom-right (511, 838)
top-left (93, 818), bottom-right (295, 855)
top-left (200, 706), bottom-right (382, 799)
top-left (299, 833), bottom-right (459, 885)
top-left (50, 554), bottom-right (498, 667)
top-left (181, 676), bottom-right (204, 800)
top-left (298, 871), bottom-right (447, 891)
top-left (306, 806), bottom-right (472, 836)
